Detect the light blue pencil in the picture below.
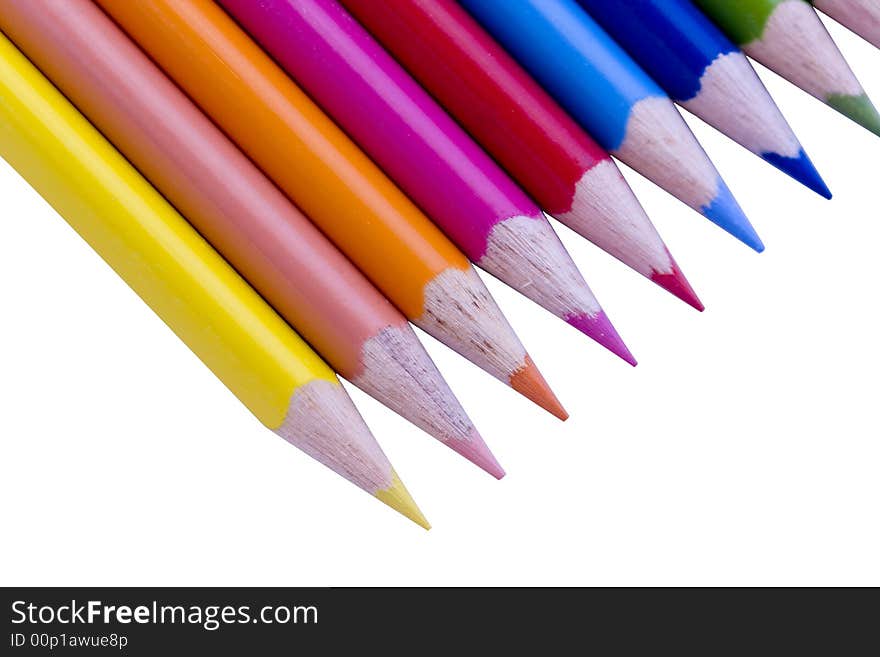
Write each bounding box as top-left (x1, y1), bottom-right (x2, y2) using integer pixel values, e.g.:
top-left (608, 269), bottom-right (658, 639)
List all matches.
top-left (461, 0), bottom-right (764, 251)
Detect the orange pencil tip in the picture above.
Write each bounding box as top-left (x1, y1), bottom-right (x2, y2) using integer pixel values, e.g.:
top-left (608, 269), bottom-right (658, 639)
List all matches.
top-left (509, 356), bottom-right (568, 421)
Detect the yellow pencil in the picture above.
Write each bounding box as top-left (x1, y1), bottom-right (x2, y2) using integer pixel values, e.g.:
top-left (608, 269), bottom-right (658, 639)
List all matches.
top-left (0, 32), bottom-right (428, 529)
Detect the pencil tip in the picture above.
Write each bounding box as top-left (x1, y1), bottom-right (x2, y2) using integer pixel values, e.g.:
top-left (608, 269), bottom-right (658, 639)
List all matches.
top-left (701, 179), bottom-right (765, 252)
top-left (356, 324), bottom-right (499, 474)
top-left (509, 356), bottom-right (568, 420)
top-left (761, 149), bottom-right (832, 199)
top-left (447, 429), bottom-right (506, 479)
top-left (566, 311), bottom-right (637, 366)
top-left (375, 470), bottom-right (431, 529)
top-left (827, 92), bottom-right (880, 138)
top-left (651, 254), bottom-right (705, 311)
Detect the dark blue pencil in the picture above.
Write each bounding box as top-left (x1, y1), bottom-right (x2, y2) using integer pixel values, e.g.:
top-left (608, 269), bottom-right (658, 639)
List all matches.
top-left (578, 0), bottom-right (830, 198)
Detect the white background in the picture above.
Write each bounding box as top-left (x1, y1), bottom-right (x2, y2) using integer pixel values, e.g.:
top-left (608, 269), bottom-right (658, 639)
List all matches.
top-left (1, 16), bottom-right (877, 587)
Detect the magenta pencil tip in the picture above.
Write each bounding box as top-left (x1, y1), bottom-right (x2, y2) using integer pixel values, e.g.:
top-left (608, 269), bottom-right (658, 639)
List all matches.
top-left (652, 253), bottom-right (705, 312)
top-left (448, 430), bottom-right (506, 479)
top-left (566, 311), bottom-right (637, 366)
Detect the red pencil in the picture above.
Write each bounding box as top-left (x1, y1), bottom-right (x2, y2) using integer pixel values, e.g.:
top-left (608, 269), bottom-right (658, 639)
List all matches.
top-left (341, 0), bottom-right (702, 310)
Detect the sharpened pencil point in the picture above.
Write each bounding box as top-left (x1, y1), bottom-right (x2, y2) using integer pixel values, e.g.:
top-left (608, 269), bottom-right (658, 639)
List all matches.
top-left (827, 93), bottom-right (880, 138)
top-left (761, 149), bottom-right (832, 199)
top-left (375, 470), bottom-right (431, 529)
top-left (652, 253), bottom-right (704, 312)
top-left (509, 356), bottom-right (568, 420)
top-left (566, 311), bottom-right (636, 366)
top-left (701, 180), bottom-right (764, 253)
top-left (448, 429), bottom-right (506, 479)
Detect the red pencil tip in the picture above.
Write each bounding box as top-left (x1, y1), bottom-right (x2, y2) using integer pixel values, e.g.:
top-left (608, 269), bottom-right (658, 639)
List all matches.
top-left (509, 356), bottom-right (569, 420)
top-left (652, 253), bottom-right (704, 312)
top-left (447, 430), bottom-right (506, 479)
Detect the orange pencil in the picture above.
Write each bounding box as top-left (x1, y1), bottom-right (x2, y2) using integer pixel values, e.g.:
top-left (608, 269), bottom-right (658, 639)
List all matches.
top-left (96, 0), bottom-right (565, 419)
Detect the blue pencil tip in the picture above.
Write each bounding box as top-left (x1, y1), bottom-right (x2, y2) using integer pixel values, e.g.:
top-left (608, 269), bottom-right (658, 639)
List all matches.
top-left (761, 149), bottom-right (832, 200)
top-left (701, 179), bottom-right (765, 253)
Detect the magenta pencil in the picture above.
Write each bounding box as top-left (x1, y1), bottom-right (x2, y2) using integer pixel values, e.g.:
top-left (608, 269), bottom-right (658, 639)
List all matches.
top-left (219, 0), bottom-right (635, 365)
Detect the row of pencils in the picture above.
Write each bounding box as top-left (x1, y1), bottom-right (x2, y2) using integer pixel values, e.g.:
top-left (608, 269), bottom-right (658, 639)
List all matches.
top-left (1, 0), bottom-right (877, 528)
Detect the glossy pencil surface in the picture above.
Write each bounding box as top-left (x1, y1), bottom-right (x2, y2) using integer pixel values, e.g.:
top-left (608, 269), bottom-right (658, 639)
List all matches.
top-left (0, 33), bottom-right (426, 527)
top-left (0, 0), bottom-right (500, 477)
top-left (461, 0), bottom-right (763, 251)
top-left (220, 0), bottom-right (633, 364)
top-left (694, 0), bottom-right (880, 136)
top-left (813, 0), bottom-right (880, 50)
top-left (96, 0), bottom-right (565, 418)
top-left (339, 0), bottom-right (702, 310)
top-left (578, 0), bottom-right (830, 198)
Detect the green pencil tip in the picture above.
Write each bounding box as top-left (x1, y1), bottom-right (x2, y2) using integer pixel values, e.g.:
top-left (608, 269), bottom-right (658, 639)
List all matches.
top-left (827, 93), bottom-right (880, 138)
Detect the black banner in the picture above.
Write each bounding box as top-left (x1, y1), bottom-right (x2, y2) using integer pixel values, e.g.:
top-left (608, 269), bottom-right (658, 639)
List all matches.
top-left (1, 587), bottom-right (874, 653)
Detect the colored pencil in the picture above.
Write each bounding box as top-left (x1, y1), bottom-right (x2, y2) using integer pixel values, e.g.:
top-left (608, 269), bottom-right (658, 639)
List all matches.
top-left (460, 0), bottom-right (763, 252)
top-left (578, 0), bottom-right (831, 199)
top-left (0, 0), bottom-right (502, 478)
top-left (219, 0), bottom-right (633, 365)
top-left (694, 0), bottom-right (880, 137)
top-left (95, 0), bottom-right (566, 419)
top-left (0, 32), bottom-right (427, 528)
top-left (339, 0), bottom-right (702, 311)
top-left (813, 0), bottom-right (880, 50)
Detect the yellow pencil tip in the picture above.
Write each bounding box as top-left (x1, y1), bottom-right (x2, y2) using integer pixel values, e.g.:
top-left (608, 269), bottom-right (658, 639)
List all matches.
top-left (375, 470), bottom-right (431, 530)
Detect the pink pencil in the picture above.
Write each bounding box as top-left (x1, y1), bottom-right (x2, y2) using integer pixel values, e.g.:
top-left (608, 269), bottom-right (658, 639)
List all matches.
top-left (219, 0), bottom-right (635, 365)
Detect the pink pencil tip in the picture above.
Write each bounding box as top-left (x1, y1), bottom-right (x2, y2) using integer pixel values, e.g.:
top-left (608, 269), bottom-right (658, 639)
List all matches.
top-left (447, 430), bottom-right (506, 479)
top-left (652, 253), bottom-right (704, 312)
top-left (566, 311), bottom-right (637, 366)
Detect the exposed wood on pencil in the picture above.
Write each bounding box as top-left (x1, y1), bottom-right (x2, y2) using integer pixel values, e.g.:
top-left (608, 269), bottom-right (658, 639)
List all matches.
top-left (0, 33), bottom-right (426, 526)
top-left (813, 0), bottom-right (880, 50)
top-left (354, 326), bottom-right (504, 477)
top-left (617, 95), bottom-right (765, 252)
top-left (279, 381), bottom-right (429, 528)
top-left (420, 267), bottom-right (568, 420)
